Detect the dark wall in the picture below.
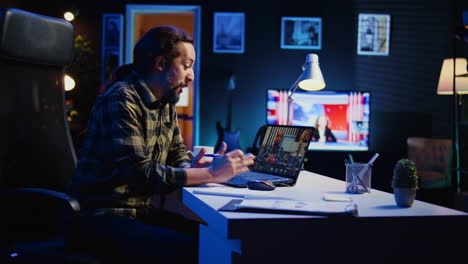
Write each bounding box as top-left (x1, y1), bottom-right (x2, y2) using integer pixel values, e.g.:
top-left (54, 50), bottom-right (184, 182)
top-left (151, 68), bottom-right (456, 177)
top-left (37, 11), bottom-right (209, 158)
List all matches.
top-left (198, 0), bottom-right (467, 157)
top-left (198, 0), bottom-right (355, 151)
top-left (355, 0), bottom-right (457, 153)
top-left (11, 0), bottom-right (356, 150)
top-left (9, 0), bottom-right (468, 158)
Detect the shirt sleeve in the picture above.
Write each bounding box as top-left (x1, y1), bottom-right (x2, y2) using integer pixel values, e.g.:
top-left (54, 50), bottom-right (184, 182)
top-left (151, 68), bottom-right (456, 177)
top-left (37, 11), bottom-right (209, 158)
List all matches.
top-left (166, 109), bottom-right (191, 168)
top-left (101, 90), bottom-right (187, 194)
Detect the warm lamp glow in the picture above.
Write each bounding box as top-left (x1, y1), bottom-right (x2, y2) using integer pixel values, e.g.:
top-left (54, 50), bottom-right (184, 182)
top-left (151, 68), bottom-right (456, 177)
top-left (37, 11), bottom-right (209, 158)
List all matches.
top-left (64, 12), bottom-right (75, 21)
top-left (64, 74), bottom-right (75, 91)
top-left (287, 53), bottom-right (326, 124)
top-left (297, 54), bottom-right (326, 91)
top-left (437, 58), bottom-right (468, 95)
top-left (298, 79), bottom-right (326, 91)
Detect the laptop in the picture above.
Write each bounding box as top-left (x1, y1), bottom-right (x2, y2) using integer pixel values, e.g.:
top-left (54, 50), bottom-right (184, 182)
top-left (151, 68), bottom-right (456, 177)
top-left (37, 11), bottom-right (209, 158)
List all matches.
top-left (225, 125), bottom-right (313, 187)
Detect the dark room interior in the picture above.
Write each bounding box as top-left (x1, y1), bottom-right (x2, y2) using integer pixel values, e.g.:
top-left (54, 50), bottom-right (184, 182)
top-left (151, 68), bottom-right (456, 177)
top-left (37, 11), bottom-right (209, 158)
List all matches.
top-left (1, 0), bottom-right (467, 263)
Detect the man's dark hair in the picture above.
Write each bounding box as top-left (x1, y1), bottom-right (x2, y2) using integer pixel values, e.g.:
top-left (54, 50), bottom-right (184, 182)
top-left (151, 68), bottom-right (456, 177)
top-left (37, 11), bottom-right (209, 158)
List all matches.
top-left (133, 26), bottom-right (194, 74)
top-left (103, 26), bottom-right (193, 89)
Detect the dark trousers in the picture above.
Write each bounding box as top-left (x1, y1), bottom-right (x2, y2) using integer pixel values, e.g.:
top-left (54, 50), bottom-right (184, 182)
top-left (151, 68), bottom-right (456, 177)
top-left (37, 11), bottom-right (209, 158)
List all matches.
top-left (70, 212), bottom-right (198, 264)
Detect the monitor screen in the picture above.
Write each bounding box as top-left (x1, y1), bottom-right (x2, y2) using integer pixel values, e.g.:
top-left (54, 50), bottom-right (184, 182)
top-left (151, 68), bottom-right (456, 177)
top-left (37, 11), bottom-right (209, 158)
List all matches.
top-left (266, 89), bottom-right (370, 151)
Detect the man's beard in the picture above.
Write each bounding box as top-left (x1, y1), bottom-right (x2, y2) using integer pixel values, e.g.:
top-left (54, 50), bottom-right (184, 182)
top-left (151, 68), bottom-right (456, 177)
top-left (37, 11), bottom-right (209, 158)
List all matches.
top-left (162, 87), bottom-right (180, 105)
top-left (161, 83), bottom-right (185, 105)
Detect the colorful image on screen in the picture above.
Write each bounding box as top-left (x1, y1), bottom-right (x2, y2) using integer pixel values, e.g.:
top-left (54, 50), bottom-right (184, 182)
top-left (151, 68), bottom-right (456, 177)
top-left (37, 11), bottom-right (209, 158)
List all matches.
top-left (266, 89), bottom-right (370, 151)
top-left (254, 126), bottom-right (312, 176)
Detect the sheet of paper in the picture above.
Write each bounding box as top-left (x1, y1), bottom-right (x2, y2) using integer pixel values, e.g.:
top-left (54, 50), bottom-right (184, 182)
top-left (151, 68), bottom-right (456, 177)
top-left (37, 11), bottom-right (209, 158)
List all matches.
top-left (238, 199), bottom-right (355, 214)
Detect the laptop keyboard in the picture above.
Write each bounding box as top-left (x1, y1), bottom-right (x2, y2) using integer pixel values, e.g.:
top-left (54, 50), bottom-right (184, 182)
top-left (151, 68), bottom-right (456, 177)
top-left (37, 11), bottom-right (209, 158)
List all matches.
top-left (228, 171), bottom-right (292, 185)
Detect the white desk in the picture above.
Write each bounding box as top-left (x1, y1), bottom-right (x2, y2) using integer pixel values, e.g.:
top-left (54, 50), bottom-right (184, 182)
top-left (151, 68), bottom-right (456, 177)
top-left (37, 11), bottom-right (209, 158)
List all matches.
top-left (183, 171), bottom-right (467, 264)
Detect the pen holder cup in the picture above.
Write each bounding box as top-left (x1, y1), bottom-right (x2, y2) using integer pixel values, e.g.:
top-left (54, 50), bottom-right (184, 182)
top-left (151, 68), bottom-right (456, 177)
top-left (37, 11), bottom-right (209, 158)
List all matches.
top-left (345, 163), bottom-right (371, 194)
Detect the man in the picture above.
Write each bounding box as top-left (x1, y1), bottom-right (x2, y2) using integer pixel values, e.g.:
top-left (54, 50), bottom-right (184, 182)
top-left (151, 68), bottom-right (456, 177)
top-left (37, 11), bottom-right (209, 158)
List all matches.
top-left (259, 130), bottom-right (285, 172)
top-left (69, 26), bottom-right (254, 264)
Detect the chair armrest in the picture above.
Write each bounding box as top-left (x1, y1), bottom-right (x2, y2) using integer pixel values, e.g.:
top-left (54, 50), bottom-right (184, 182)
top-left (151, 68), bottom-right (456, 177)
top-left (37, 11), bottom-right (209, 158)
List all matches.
top-left (0, 187), bottom-right (81, 243)
top-left (1, 187), bottom-right (80, 215)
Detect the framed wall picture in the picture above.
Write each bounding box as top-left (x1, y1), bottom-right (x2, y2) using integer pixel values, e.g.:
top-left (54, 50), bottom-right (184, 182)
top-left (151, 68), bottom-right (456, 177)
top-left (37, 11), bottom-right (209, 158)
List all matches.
top-left (101, 13), bottom-right (123, 83)
top-left (213, 12), bottom-right (245, 53)
top-left (357, 13), bottom-right (391, 56)
top-left (281, 17), bottom-right (322, 50)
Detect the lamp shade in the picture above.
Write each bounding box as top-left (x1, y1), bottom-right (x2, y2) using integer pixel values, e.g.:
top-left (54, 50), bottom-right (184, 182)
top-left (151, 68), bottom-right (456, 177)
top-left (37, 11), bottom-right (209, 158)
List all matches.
top-left (437, 58), bottom-right (468, 95)
top-left (297, 54), bottom-right (326, 91)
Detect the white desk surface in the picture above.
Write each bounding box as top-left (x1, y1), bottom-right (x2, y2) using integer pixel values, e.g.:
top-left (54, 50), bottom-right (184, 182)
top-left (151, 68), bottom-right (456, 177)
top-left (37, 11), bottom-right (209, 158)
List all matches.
top-left (183, 171), bottom-right (467, 264)
top-left (183, 171), bottom-right (466, 235)
top-left (185, 170), bottom-right (464, 216)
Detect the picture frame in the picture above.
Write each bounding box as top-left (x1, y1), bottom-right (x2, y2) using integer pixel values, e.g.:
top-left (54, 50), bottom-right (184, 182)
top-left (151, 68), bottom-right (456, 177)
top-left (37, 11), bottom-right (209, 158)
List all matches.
top-left (281, 17), bottom-right (322, 50)
top-left (101, 13), bottom-right (123, 83)
top-left (102, 49), bottom-right (121, 82)
top-left (357, 13), bottom-right (391, 56)
top-left (213, 12), bottom-right (245, 53)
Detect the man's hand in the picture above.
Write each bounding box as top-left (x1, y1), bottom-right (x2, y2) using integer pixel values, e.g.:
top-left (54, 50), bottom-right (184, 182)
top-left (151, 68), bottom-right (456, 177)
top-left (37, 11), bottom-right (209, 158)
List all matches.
top-left (190, 142), bottom-right (227, 168)
top-left (208, 149), bottom-right (255, 183)
top-left (184, 144), bottom-right (255, 186)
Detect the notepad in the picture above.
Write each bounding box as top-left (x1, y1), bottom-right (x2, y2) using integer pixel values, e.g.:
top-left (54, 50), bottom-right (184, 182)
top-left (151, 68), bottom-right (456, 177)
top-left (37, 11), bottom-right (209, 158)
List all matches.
top-left (192, 190), bottom-right (290, 200)
top-left (219, 199), bottom-right (358, 217)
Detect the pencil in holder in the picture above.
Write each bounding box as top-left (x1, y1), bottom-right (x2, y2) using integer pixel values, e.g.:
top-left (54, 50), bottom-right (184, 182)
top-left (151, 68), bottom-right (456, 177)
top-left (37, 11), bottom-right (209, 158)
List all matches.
top-left (345, 163), bottom-right (371, 194)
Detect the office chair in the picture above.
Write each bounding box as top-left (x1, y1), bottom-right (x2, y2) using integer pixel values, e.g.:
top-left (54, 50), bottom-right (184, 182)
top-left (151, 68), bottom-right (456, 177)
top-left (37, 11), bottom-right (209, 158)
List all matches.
top-left (246, 125), bottom-right (267, 155)
top-left (407, 137), bottom-right (453, 207)
top-left (0, 8), bottom-right (96, 264)
top-left (407, 137), bottom-right (452, 189)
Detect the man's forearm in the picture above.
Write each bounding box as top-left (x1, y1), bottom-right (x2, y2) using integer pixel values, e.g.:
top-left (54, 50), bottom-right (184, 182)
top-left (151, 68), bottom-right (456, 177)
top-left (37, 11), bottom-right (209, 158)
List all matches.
top-left (185, 167), bottom-right (213, 186)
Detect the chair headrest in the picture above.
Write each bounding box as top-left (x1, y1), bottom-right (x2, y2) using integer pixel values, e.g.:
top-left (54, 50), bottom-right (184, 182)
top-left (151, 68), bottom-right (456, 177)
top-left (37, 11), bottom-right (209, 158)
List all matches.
top-left (0, 8), bottom-right (74, 66)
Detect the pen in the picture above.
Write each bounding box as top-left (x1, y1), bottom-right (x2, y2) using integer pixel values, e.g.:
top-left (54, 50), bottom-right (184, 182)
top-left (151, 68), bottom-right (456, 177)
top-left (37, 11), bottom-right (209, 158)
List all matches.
top-left (345, 154), bottom-right (371, 193)
top-left (203, 154), bottom-right (222, 158)
top-left (354, 169), bottom-right (370, 193)
top-left (204, 154), bottom-right (256, 158)
top-left (187, 151), bottom-right (222, 158)
top-left (367, 153), bottom-right (379, 165)
top-left (349, 153), bottom-right (379, 193)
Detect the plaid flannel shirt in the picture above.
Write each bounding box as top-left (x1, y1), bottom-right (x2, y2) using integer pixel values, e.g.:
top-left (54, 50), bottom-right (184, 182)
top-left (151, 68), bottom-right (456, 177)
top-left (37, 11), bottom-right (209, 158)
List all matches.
top-left (68, 71), bottom-right (191, 219)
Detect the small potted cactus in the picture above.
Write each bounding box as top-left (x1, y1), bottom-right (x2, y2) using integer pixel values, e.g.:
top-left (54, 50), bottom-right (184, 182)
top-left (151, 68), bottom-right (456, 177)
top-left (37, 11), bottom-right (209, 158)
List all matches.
top-left (392, 158), bottom-right (419, 207)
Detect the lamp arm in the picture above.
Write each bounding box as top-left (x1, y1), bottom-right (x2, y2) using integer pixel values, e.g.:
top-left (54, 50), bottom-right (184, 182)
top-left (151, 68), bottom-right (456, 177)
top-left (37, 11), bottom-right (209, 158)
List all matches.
top-left (289, 63), bottom-right (308, 95)
top-left (286, 75), bottom-right (302, 125)
top-left (287, 76), bottom-right (301, 101)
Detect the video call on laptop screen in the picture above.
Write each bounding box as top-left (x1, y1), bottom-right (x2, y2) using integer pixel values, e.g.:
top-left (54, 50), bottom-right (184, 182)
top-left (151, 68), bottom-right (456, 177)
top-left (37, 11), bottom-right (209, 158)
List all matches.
top-left (254, 126), bottom-right (312, 177)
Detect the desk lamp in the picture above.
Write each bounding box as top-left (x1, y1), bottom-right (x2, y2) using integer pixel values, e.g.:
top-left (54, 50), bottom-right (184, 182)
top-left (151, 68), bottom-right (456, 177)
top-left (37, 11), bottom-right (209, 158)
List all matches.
top-left (287, 53), bottom-right (325, 125)
top-left (437, 57), bottom-right (468, 192)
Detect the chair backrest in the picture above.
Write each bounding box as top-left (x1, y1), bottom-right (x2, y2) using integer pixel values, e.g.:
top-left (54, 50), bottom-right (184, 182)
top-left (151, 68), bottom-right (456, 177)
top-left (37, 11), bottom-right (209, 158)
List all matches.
top-left (0, 8), bottom-right (76, 192)
top-left (407, 137), bottom-right (452, 189)
top-left (246, 125), bottom-right (267, 155)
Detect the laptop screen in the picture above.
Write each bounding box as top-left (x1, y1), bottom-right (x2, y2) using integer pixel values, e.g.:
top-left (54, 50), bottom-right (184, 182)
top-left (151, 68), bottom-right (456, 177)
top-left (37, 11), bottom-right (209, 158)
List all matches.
top-left (253, 125), bottom-right (313, 177)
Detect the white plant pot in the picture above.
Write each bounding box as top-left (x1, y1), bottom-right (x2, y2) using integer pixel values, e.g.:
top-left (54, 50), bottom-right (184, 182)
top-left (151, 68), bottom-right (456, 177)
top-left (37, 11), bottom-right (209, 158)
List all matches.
top-left (393, 187), bottom-right (417, 207)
